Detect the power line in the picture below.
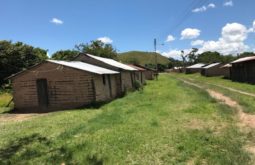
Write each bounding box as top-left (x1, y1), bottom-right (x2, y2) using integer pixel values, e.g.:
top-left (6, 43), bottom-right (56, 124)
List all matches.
top-left (157, 0), bottom-right (210, 44)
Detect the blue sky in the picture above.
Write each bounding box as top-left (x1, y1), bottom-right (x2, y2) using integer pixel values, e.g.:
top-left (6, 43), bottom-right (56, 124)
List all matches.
top-left (1, 0), bottom-right (255, 58)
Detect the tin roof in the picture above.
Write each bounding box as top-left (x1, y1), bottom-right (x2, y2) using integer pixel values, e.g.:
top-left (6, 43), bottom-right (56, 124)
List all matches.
top-left (48, 60), bottom-right (119, 75)
top-left (127, 64), bottom-right (146, 71)
top-left (85, 54), bottom-right (137, 71)
top-left (186, 63), bottom-right (206, 69)
top-left (220, 63), bottom-right (232, 68)
top-left (203, 63), bottom-right (221, 69)
top-left (231, 56), bottom-right (255, 64)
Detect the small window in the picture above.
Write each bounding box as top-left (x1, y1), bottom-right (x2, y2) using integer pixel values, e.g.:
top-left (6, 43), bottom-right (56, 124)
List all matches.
top-left (102, 75), bottom-right (106, 85)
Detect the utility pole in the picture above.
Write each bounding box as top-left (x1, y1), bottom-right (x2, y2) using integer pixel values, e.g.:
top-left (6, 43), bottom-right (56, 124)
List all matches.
top-left (154, 38), bottom-right (158, 80)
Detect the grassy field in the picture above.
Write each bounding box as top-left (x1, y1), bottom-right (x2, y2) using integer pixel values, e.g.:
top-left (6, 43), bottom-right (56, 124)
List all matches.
top-left (118, 51), bottom-right (170, 65)
top-left (0, 74), bottom-right (253, 164)
top-left (172, 73), bottom-right (255, 114)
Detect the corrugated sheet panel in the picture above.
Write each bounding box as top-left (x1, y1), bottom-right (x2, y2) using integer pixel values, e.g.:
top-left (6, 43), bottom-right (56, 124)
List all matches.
top-left (231, 56), bottom-right (255, 64)
top-left (48, 60), bottom-right (119, 75)
top-left (186, 63), bottom-right (206, 69)
top-left (86, 54), bottom-right (137, 71)
top-left (203, 63), bottom-right (221, 69)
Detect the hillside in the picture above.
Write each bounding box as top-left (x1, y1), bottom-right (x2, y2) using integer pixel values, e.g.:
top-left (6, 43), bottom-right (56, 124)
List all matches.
top-left (118, 51), bottom-right (170, 66)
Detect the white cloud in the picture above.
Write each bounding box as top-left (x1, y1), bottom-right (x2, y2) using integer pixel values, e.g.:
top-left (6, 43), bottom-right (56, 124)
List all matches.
top-left (97, 37), bottom-right (113, 44)
top-left (224, 0), bottom-right (233, 7)
top-left (192, 6), bottom-right (207, 13)
top-left (247, 20), bottom-right (255, 33)
top-left (166, 35), bottom-right (175, 42)
top-left (50, 18), bottom-right (63, 25)
top-left (222, 23), bottom-right (247, 42)
top-left (181, 28), bottom-right (201, 40)
top-left (162, 49), bottom-right (191, 59)
top-left (199, 22), bottom-right (249, 55)
top-left (208, 3), bottom-right (216, 9)
top-left (191, 40), bottom-right (204, 46)
top-left (192, 3), bottom-right (216, 13)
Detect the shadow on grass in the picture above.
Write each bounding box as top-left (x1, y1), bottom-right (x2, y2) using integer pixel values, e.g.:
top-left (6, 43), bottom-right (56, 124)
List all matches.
top-left (0, 133), bottom-right (51, 164)
top-left (0, 133), bottom-right (77, 164)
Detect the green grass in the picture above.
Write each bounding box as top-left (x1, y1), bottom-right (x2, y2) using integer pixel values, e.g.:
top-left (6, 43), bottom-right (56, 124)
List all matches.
top-left (118, 51), bottom-right (170, 65)
top-left (171, 73), bottom-right (255, 114)
top-left (0, 74), bottom-right (252, 164)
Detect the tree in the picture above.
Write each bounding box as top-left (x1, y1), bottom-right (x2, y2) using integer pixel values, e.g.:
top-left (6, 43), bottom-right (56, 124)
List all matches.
top-left (51, 50), bottom-right (79, 61)
top-left (75, 40), bottom-right (118, 59)
top-left (0, 40), bottom-right (48, 85)
top-left (187, 48), bottom-right (198, 64)
top-left (197, 51), bottom-right (221, 63)
top-left (181, 50), bottom-right (187, 67)
top-left (238, 52), bottom-right (254, 58)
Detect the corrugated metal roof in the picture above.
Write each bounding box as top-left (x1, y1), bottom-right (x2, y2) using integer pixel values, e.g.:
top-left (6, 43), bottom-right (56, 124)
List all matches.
top-left (203, 63), bottom-right (221, 69)
top-left (231, 56), bottom-right (255, 64)
top-left (85, 54), bottom-right (137, 71)
top-left (127, 64), bottom-right (146, 71)
top-left (48, 60), bottom-right (119, 75)
top-left (186, 63), bottom-right (206, 69)
top-left (220, 63), bottom-right (232, 68)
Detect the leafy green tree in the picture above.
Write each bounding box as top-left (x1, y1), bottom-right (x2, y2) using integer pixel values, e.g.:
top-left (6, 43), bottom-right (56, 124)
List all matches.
top-left (197, 51), bottom-right (221, 63)
top-left (0, 40), bottom-right (48, 85)
top-left (238, 52), bottom-right (254, 58)
top-left (187, 48), bottom-right (198, 64)
top-left (51, 50), bottom-right (79, 61)
top-left (75, 40), bottom-right (118, 59)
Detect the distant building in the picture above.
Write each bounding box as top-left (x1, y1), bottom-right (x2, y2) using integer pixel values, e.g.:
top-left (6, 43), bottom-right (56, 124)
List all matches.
top-left (185, 63), bottom-right (206, 74)
top-left (201, 63), bottom-right (223, 77)
top-left (127, 64), bottom-right (146, 84)
top-left (134, 65), bottom-right (156, 80)
top-left (8, 60), bottom-right (120, 112)
top-left (74, 53), bottom-right (137, 92)
top-left (220, 63), bottom-right (232, 79)
top-left (230, 56), bottom-right (255, 84)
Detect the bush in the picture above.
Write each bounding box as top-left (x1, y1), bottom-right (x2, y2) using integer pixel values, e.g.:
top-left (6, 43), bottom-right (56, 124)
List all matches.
top-left (133, 80), bottom-right (143, 91)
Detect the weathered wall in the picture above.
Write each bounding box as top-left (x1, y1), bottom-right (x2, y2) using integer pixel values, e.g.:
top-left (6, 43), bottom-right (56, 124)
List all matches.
top-left (94, 74), bottom-right (120, 102)
top-left (231, 61), bottom-right (255, 84)
top-left (12, 62), bottom-right (97, 112)
top-left (75, 54), bottom-right (136, 92)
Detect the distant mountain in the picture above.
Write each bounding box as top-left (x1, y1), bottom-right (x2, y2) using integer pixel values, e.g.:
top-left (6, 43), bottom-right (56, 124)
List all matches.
top-left (118, 51), bottom-right (170, 66)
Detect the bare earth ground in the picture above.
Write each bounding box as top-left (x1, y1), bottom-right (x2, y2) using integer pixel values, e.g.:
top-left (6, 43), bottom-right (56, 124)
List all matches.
top-left (0, 113), bottom-right (43, 123)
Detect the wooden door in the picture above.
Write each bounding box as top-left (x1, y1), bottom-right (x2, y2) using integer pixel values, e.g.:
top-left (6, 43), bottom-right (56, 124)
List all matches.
top-left (36, 79), bottom-right (49, 111)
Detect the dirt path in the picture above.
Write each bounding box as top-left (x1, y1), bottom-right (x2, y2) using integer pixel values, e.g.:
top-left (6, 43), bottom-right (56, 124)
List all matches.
top-left (186, 78), bottom-right (255, 98)
top-left (179, 78), bottom-right (255, 128)
top-left (0, 113), bottom-right (44, 123)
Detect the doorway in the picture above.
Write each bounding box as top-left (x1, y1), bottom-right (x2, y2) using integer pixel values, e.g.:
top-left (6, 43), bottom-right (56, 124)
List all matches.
top-left (36, 79), bottom-right (49, 111)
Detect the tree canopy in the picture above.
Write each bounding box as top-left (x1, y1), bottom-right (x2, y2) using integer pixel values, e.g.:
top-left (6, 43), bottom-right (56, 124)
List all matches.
top-left (51, 50), bottom-right (79, 61)
top-left (75, 40), bottom-right (118, 59)
top-left (0, 40), bottom-right (48, 85)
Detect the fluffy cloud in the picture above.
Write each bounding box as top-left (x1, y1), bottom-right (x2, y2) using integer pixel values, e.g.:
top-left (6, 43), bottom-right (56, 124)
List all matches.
top-left (166, 35), bottom-right (175, 42)
top-left (208, 3), bottom-right (216, 9)
top-left (191, 40), bottom-right (204, 46)
top-left (253, 20), bottom-right (255, 31)
top-left (192, 6), bottom-right (207, 13)
top-left (221, 23), bottom-right (247, 42)
top-left (50, 18), bottom-right (63, 25)
top-left (162, 49), bottom-right (191, 59)
top-left (181, 28), bottom-right (201, 40)
top-left (192, 3), bottom-right (216, 13)
top-left (224, 0), bottom-right (233, 7)
top-left (199, 23), bottom-right (249, 55)
top-left (97, 37), bottom-right (113, 44)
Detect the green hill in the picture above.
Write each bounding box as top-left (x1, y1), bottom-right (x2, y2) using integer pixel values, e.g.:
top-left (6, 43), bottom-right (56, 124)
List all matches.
top-left (118, 51), bottom-right (170, 66)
